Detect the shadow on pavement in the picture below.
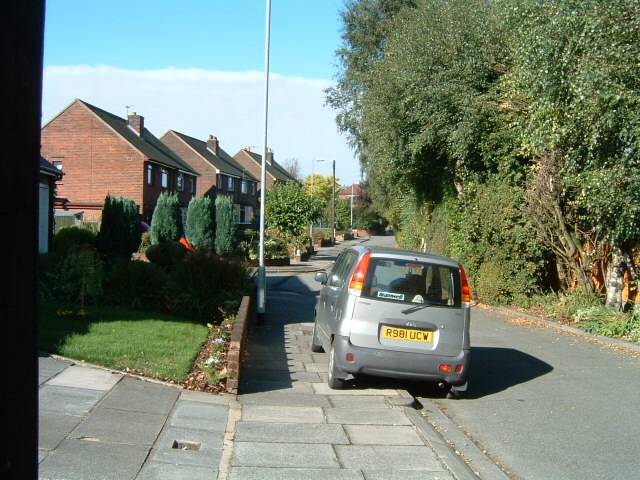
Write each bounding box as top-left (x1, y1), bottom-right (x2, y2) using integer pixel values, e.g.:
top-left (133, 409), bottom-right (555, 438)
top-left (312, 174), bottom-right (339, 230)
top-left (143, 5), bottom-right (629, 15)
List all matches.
top-left (239, 275), bottom-right (319, 394)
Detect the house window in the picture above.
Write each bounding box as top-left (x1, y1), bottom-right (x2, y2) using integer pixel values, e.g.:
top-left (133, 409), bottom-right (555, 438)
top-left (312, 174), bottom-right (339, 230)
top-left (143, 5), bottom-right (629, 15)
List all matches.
top-left (227, 176), bottom-right (234, 191)
top-left (146, 164), bottom-right (153, 185)
top-left (241, 180), bottom-right (248, 194)
top-left (189, 176), bottom-right (195, 194)
top-left (177, 173), bottom-right (184, 192)
top-left (239, 205), bottom-right (253, 224)
top-left (53, 160), bottom-right (63, 171)
top-left (250, 182), bottom-right (256, 195)
top-left (161, 168), bottom-right (168, 188)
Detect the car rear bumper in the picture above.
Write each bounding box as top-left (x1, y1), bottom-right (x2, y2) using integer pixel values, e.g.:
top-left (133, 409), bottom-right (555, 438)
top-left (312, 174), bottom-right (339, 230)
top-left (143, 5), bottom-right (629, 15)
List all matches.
top-left (333, 335), bottom-right (469, 386)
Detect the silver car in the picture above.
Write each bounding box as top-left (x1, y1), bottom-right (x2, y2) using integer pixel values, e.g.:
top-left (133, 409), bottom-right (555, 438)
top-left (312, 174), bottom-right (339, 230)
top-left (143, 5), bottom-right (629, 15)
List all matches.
top-left (312, 246), bottom-right (471, 396)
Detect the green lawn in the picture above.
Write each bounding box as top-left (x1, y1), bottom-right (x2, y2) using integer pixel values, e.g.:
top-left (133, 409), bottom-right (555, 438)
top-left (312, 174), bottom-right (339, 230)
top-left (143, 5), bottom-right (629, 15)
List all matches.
top-left (39, 302), bottom-right (209, 381)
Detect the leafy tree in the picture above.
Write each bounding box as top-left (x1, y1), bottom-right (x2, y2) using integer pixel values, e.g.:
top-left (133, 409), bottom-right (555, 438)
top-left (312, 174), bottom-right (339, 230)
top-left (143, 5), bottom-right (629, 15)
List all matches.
top-left (303, 174), bottom-right (340, 209)
top-left (215, 195), bottom-right (235, 256)
top-left (150, 192), bottom-right (182, 245)
top-left (266, 182), bottom-right (321, 250)
top-left (185, 196), bottom-right (215, 251)
top-left (96, 195), bottom-right (141, 259)
top-left (335, 198), bottom-right (352, 230)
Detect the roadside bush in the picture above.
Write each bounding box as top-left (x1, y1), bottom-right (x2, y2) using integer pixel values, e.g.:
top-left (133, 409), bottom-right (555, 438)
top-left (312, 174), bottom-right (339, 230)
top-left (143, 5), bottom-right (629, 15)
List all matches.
top-left (168, 251), bottom-right (248, 322)
top-left (53, 226), bottom-right (96, 257)
top-left (96, 195), bottom-right (141, 259)
top-left (215, 195), bottom-right (235, 256)
top-left (150, 192), bottom-right (182, 244)
top-left (41, 247), bottom-right (104, 306)
top-left (146, 241), bottom-right (188, 271)
top-left (185, 196), bottom-right (215, 251)
top-left (475, 261), bottom-right (504, 304)
top-left (105, 260), bottom-right (168, 310)
top-left (138, 231), bottom-right (151, 253)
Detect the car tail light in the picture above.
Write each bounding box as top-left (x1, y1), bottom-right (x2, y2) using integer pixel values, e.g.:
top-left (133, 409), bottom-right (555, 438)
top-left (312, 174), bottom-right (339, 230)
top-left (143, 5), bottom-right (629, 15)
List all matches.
top-left (348, 251), bottom-right (371, 295)
top-left (439, 364), bottom-right (451, 373)
top-left (459, 263), bottom-right (471, 304)
top-left (346, 353), bottom-right (354, 362)
top-left (455, 364), bottom-right (463, 374)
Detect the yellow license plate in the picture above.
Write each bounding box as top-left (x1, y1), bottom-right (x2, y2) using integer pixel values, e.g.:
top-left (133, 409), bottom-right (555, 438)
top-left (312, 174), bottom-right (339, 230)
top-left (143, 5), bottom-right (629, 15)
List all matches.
top-left (381, 326), bottom-right (433, 343)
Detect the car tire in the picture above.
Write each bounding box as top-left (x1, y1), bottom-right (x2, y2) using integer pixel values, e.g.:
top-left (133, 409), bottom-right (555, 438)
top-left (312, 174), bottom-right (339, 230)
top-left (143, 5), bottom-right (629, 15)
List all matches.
top-left (327, 340), bottom-right (346, 389)
top-left (310, 322), bottom-right (324, 353)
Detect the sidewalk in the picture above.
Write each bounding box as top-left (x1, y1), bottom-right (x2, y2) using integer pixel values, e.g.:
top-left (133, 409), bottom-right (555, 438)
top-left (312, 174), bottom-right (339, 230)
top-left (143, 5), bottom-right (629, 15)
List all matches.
top-left (265, 238), bottom-right (369, 274)
top-left (228, 272), bottom-right (474, 480)
top-left (38, 356), bottom-right (230, 480)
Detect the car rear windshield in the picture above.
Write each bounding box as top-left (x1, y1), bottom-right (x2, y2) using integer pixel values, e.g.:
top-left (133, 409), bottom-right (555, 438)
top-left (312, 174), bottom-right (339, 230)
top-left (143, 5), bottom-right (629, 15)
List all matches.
top-left (362, 257), bottom-right (460, 307)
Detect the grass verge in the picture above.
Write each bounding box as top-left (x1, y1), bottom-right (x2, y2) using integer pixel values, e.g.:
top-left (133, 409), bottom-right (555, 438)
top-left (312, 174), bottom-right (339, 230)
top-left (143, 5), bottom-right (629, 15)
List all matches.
top-left (39, 301), bottom-right (209, 382)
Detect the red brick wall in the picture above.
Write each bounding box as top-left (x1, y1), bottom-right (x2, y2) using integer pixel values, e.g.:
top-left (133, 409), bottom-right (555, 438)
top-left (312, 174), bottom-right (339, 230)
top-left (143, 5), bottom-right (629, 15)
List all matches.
top-left (160, 132), bottom-right (216, 198)
top-left (41, 101), bottom-right (145, 210)
top-left (233, 150), bottom-right (275, 190)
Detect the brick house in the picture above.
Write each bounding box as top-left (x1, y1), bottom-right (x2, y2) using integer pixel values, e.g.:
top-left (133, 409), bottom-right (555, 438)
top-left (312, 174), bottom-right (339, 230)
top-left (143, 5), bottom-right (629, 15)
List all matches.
top-left (38, 156), bottom-right (63, 253)
top-left (233, 147), bottom-right (296, 190)
top-left (41, 99), bottom-right (198, 223)
top-left (160, 131), bottom-right (259, 226)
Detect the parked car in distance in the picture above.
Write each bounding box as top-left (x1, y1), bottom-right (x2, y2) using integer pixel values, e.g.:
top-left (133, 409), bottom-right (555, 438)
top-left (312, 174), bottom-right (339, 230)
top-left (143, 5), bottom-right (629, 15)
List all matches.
top-left (312, 245), bottom-right (471, 397)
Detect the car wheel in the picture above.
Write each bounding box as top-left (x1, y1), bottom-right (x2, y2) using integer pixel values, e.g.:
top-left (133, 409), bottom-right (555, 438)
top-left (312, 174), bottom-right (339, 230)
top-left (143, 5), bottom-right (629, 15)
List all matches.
top-left (327, 340), bottom-right (346, 389)
top-left (310, 322), bottom-right (324, 353)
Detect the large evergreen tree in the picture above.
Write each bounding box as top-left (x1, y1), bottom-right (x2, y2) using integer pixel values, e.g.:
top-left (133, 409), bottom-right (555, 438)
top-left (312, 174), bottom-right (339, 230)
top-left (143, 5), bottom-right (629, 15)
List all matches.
top-left (150, 192), bottom-right (182, 245)
top-left (185, 196), bottom-right (215, 251)
top-left (215, 195), bottom-right (235, 256)
top-left (96, 195), bottom-right (141, 259)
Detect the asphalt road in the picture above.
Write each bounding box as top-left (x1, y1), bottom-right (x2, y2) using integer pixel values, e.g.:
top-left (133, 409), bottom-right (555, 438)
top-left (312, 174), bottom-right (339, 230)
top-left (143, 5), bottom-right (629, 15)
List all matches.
top-left (330, 236), bottom-right (640, 479)
top-left (414, 306), bottom-right (640, 480)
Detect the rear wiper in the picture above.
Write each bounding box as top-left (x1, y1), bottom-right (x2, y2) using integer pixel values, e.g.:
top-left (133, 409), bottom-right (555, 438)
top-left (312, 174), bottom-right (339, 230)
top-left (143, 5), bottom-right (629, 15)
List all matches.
top-left (401, 303), bottom-right (434, 314)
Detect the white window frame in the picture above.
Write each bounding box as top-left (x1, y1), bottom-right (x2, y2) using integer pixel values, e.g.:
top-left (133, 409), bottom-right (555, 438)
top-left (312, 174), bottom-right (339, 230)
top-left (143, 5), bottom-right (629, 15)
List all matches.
top-left (189, 176), bottom-right (195, 194)
top-left (227, 176), bottom-right (234, 191)
top-left (241, 179), bottom-right (248, 194)
top-left (161, 168), bottom-right (168, 188)
top-left (146, 164), bottom-right (153, 185)
top-left (250, 182), bottom-right (256, 195)
top-left (177, 173), bottom-right (184, 192)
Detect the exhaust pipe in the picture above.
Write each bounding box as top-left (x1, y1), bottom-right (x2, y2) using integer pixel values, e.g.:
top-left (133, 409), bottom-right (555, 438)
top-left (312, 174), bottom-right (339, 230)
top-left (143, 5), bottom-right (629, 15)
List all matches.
top-left (437, 381), bottom-right (447, 389)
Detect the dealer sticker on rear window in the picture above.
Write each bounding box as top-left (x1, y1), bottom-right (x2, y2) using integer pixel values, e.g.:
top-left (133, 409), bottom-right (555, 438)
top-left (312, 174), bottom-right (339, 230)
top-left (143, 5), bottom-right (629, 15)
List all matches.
top-left (377, 291), bottom-right (405, 301)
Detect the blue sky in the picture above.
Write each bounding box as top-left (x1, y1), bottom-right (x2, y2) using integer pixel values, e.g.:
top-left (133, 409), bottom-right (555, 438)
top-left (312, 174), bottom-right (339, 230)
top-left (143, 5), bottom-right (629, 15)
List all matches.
top-left (43, 0), bottom-right (361, 184)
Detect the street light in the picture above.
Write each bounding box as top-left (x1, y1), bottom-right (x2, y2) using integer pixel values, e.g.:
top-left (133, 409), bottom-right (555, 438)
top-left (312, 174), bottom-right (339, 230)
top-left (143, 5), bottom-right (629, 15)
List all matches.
top-left (257, 0), bottom-right (272, 322)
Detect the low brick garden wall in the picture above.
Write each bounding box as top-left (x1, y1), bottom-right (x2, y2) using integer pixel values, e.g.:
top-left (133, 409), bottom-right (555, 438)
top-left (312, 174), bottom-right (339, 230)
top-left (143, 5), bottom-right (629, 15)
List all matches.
top-left (226, 293), bottom-right (253, 394)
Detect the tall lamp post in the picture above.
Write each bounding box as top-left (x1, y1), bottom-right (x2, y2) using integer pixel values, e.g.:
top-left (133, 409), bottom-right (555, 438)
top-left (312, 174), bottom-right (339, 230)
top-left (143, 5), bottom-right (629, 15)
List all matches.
top-left (331, 159), bottom-right (336, 245)
top-left (257, 0), bottom-right (272, 321)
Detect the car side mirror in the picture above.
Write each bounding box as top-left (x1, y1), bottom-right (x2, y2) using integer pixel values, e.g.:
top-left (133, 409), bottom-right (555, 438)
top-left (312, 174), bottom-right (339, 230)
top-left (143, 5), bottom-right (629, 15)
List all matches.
top-left (314, 272), bottom-right (328, 284)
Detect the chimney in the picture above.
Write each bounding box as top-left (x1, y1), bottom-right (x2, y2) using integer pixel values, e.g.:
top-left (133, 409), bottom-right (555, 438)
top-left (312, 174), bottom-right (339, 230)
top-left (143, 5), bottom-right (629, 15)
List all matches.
top-left (127, 112), bottom-right (144, 135)
top-left (266, 148), bottom-right (274, 165)
top-left (207, 135), bottom-right (219, 155)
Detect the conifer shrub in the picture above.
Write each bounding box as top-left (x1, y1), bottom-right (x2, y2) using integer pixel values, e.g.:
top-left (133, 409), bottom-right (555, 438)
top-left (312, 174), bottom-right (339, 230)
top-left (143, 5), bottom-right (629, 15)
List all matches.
top-left (215, 195), bottom-right (235, 256)
top-left (150, 192), bottom-right (182, 244)
top-left (53, 226), bottom-right (97, 258)
top-left (96, 195), bottom-right (141, 259)
top-left (185, 196), bottom-right (215, 251)
top-left (146, 241), bottom-right (188, 271)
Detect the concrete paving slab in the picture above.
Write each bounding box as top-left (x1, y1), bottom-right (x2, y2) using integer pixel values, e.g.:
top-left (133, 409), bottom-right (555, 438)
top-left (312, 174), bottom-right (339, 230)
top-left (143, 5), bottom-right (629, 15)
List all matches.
top-left (239, 379), bottom-right (315, 394)
top-left (328, 396), bottom-right (388, 409)
top-left (235, 421), bottom-right (348, 444)
top-left (72, 407), bottom-right (166, 446)
top-left (229, 467), bottom-right (365, 480)
top-left (305, 363), bottom-right (328, 373)
top-left (232, 442), bottom-right (339, 468)
top-left (238, 391), bottom-right (331, 407)
top-left (242, 405), bottom-right (325, 423)
top-left (38, 449), bottom-right (49, 464)
top-left (313, 383), bottom-right (399, 396)
top-left (169, 401), bottom-right (228, 433)
top-left (242, 369), bottom-right (322, 383)
top-left (46, 365), bottom-right (122, 391)
top-left (344, 425), bottom-right (424, 445)
top-left (179, 389), bottom-right (233, 405)
top-left (136, 461), bottom-right (216, 480)
top-left (99, 376), bottom-right (179, 414)
top-left (326, 408), bottom-right (411, 426)
top-left (363, 470), bottom-right (454, 480)
top-left (39, 385), bottom-right (106, 416)
top-left (149, 426), bottom-right (223, 468)
top-left (38, 439), bottom-right (149, 480)
top-left (38, 411), bottom-right (82, 450)
top-left (335, 445), bottom-right (445, 470)
top-left (39, 356), bottom-right (72, 385)
top-left (241, 360), bottom-right (306, 372)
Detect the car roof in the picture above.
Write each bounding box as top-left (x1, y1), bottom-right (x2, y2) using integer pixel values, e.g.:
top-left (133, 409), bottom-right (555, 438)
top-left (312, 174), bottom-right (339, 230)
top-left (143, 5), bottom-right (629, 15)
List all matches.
top-left (349, 245), bottom-right (459, 268)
